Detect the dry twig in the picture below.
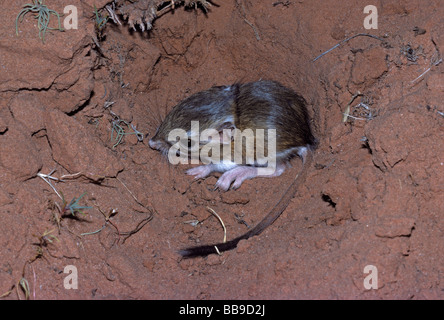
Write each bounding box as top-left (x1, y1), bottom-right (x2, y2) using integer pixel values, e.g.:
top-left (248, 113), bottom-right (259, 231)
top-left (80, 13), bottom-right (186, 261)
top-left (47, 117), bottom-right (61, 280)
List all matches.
top-left (313, 33), bottom-right (385, 62)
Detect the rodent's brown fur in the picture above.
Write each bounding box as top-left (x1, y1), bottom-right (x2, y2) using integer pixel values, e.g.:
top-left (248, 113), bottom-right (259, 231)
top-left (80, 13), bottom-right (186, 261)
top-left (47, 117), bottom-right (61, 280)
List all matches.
top-left (232, 81), bottom-right (315, 161)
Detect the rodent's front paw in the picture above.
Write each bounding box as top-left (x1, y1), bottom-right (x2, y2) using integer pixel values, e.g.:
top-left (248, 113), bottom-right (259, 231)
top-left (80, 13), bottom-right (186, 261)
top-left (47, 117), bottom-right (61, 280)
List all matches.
top-left (186, 165), bottom-right (212, 180)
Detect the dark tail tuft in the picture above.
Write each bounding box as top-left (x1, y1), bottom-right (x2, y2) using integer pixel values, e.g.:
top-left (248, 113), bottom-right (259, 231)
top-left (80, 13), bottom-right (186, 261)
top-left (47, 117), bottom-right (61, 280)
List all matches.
top-left (179, 237), bottom-right (243, 258)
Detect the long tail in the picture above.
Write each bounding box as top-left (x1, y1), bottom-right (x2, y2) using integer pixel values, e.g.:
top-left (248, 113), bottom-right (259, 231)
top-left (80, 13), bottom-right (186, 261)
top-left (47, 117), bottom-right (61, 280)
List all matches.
top-left (179, 152), bottom-right (313, 258)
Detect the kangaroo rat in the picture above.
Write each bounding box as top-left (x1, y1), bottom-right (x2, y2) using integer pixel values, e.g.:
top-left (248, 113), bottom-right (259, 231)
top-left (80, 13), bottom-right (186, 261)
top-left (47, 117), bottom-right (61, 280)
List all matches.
top-left (149, 80), bottom-right (316, 257)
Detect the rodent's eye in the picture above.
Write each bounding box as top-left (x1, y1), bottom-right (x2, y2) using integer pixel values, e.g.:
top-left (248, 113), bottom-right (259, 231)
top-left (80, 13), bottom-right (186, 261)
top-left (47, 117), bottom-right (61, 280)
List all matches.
top-left (180, 139), bottom-right (197, 149)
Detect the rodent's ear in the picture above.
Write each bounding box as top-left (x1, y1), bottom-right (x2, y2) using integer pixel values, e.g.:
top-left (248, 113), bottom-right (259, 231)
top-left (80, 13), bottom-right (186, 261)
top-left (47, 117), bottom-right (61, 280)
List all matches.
top-left (217, 122), bottom-right (235, 145)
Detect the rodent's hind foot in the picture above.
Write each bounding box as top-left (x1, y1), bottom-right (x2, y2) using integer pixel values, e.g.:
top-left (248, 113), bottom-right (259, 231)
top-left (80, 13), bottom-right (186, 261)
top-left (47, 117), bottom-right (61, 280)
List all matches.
top-left (188, 163), bottom-right (287, 191)
top-left (187, 162), bottom-right (238, 181)
top-left (215, 164), bottom-right (287, 191)
top-left (215, 166), bottom-right (260, 191)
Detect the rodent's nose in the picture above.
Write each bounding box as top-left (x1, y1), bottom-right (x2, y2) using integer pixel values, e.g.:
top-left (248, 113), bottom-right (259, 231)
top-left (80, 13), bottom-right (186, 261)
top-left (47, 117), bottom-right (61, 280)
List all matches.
top-left (148, 139), bottom-right (158, 150)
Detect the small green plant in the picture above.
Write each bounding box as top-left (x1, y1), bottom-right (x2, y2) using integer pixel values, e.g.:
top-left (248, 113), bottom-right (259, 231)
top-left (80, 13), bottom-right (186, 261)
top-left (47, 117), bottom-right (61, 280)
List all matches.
top-left (111, 119), bottom-right (130, 149)
top-left (34, 229), bottom-right (59, 246)
top-left (30, 229), bottom-right (59, 262)
top-left (111, 117), bottom-right (144, 149)
top-left (94, 4), bottom-right (108, 40)
top-left (15, 0), bottom-right (64, 43)
top-left (56, 192), bottom-right (92, 217)
top-left (94, 4), bottom-right (108, 30)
